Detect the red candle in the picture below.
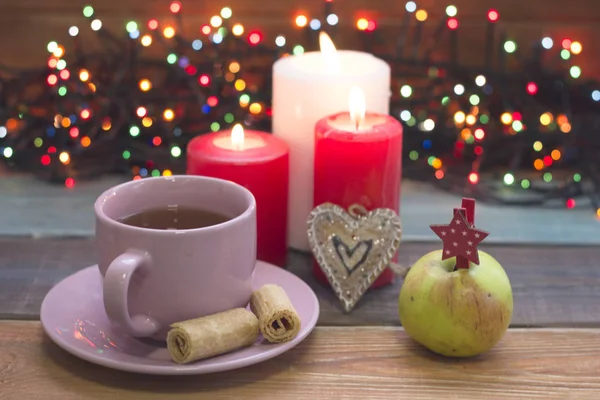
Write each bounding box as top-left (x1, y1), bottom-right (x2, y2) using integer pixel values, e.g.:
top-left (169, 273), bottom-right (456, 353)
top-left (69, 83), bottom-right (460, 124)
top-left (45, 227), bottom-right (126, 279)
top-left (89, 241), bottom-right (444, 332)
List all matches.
top-left (313, 87), bottom-right (403, 289)
top-left (187, 124), bottom-right (289, 267)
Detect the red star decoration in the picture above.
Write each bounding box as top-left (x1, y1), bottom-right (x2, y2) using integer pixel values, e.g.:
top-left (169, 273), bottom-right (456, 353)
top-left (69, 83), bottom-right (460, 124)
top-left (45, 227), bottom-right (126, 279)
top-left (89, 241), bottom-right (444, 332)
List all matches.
top-left (430, 208), bottom-right (489, 265)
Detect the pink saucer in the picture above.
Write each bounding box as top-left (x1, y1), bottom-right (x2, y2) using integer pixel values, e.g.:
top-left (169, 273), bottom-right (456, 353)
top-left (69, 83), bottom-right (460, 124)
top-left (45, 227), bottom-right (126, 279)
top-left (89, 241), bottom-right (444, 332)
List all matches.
top-left (40, 261), bottom-right (320, 375)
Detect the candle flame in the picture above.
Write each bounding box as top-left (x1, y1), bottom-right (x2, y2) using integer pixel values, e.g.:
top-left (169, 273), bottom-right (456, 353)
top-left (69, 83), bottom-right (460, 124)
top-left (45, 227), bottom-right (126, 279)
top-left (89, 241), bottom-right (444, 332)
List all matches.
top-left (231, 123), bottom-right (245, 150)
top-left (349, 86), bottom-right (366, 130)
top-left (319, 32), bottom-right (340, 73)
top-left (319, 32), bottom-right (337, 54)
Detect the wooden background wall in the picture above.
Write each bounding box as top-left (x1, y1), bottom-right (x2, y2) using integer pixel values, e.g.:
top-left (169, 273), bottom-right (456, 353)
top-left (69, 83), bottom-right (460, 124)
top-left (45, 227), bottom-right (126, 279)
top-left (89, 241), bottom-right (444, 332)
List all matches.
top-left (1, 0), bottom-right (599, 76)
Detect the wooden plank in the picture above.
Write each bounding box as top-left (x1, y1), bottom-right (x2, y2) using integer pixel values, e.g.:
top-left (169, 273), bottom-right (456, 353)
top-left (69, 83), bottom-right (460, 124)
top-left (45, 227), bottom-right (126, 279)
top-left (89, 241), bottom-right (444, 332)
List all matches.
top-left (2, 0), bottom-right (599, 23)
top-left (1, 322), bottom-right (599, 399)
top-left (1, 237), bottom-right (600, 327)
top-left (0, 0), bottom-right (599, 76)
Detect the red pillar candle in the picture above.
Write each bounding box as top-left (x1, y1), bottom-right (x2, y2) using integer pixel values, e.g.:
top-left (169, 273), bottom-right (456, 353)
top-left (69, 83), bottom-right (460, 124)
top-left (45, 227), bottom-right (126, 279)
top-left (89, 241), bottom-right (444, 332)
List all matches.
top-left (313, 87), bottom-right (403, 289)
top-left (187, 124), bottom-right (289, 267)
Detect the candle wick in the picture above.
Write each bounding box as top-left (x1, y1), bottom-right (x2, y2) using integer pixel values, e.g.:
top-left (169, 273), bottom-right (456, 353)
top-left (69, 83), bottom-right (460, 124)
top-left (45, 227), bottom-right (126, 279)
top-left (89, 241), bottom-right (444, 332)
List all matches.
top-left (354, 116), bottom-right (365, 131)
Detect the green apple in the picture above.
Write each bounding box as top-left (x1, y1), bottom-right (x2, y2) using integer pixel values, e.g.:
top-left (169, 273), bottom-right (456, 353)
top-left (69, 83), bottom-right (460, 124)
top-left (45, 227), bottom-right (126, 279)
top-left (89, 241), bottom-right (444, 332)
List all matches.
top-left (398, 249), bottom-right (513, 357)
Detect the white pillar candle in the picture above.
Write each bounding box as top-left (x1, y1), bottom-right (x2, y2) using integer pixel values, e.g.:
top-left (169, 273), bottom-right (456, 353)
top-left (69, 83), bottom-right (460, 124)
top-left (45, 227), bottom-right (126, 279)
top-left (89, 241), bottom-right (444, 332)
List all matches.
top-left (272, 33), bottom-right (391, 251)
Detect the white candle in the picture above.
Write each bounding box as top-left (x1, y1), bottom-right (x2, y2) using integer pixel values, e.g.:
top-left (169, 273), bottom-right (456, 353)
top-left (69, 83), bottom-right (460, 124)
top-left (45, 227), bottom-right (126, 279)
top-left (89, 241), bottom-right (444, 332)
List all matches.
top-left (272, 33), bottom-right (391, 250)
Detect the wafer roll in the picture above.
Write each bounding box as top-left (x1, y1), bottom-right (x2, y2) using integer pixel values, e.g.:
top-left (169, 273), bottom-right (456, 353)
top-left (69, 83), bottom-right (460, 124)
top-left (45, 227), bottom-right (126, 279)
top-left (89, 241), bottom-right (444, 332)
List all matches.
top-left (250, 284), bottom-right (301, 343)
top-left (166, 308), bottom-right (259, 364)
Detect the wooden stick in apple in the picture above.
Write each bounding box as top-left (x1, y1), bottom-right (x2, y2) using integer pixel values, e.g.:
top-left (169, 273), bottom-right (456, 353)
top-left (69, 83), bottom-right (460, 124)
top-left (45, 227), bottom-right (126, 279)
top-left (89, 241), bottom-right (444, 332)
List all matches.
top-left (454, 198), bottom-right (476, 269)
top-left (452, 208), bottom-right (469, 270)
top-left (461, 197), bottom-right (475, 227)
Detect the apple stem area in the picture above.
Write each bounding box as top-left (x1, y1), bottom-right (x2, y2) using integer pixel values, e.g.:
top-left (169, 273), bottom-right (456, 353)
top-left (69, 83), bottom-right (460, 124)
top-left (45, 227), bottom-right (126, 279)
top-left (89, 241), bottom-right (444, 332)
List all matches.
top-left (451, 261), bottom-right (469, 272)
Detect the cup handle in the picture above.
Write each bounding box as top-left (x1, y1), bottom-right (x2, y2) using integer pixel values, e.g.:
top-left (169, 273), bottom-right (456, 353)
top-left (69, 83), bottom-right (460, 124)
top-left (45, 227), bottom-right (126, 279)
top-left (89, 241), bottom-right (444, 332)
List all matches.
top-left (103, 252), bottom-right (160, 337)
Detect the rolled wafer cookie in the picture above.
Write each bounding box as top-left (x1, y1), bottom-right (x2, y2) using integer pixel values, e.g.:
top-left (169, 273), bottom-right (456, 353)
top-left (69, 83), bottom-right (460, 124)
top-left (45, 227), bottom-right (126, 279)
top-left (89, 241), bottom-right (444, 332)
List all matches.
top-left (250, 284), bottom-right (301, 343)
top-left (166, 308), bottom-right (259, 364)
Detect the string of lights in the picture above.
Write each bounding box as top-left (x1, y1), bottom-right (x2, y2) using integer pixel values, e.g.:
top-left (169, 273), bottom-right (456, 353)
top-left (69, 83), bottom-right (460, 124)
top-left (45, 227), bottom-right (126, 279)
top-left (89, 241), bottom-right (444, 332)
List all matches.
top-left (1, 1), bottom-right (600, 215)
top-left (387, 5), bottom-right (600, 213)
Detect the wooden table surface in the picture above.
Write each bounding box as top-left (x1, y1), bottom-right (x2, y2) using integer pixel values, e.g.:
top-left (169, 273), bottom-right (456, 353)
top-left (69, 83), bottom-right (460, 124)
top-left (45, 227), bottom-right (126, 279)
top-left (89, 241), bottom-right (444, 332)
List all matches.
top-left (2, 322), bottom-right (600, 399)
top-left (1, 237), bottom-right (600, 398)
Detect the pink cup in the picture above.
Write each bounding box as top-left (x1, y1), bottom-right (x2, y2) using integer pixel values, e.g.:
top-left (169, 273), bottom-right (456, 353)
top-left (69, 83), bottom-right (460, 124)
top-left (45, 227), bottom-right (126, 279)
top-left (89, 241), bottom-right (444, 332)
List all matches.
top-left (95, 175), bottom-right (257, 339)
